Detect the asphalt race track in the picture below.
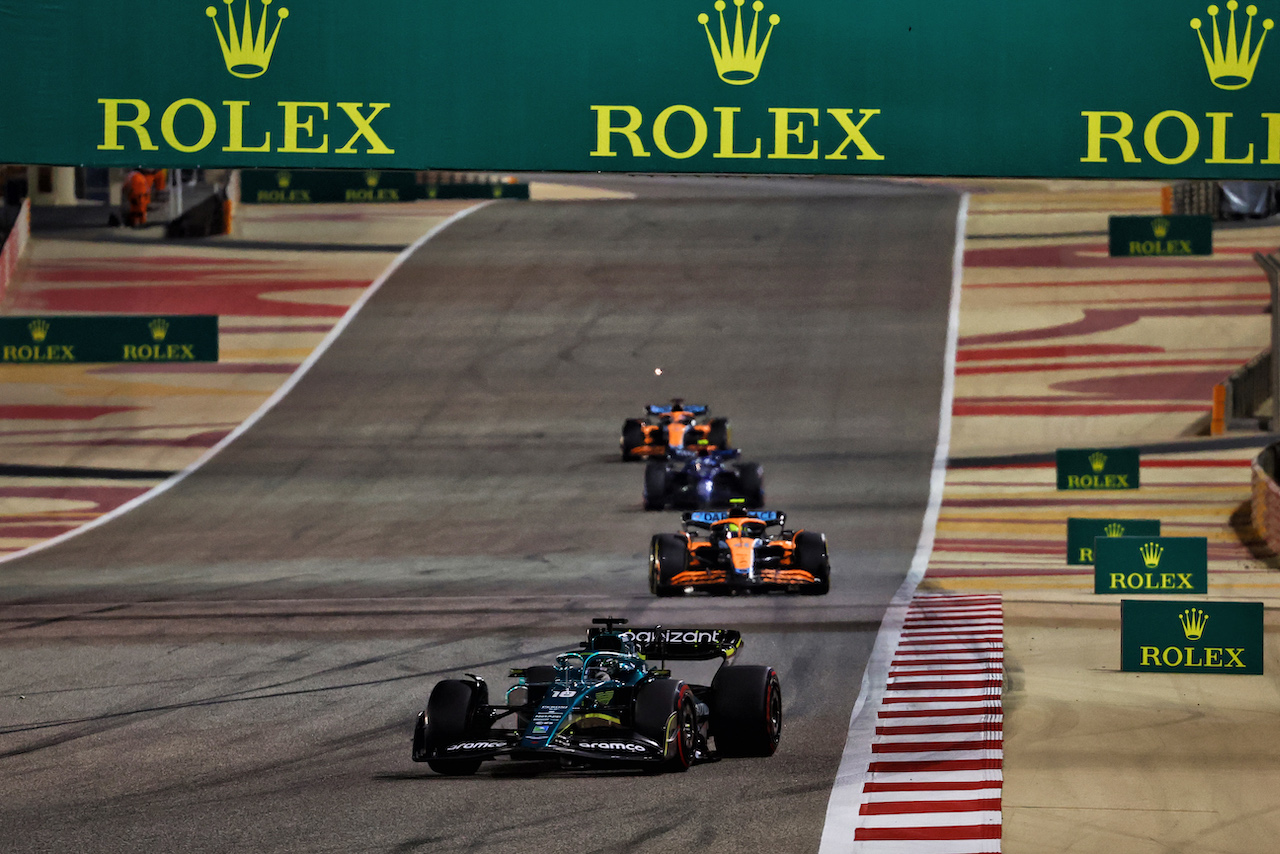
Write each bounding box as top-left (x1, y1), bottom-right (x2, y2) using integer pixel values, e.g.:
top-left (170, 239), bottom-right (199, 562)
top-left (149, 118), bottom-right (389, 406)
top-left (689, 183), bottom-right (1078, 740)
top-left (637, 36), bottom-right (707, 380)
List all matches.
top-left (0, 177), bottom-right (960, 853)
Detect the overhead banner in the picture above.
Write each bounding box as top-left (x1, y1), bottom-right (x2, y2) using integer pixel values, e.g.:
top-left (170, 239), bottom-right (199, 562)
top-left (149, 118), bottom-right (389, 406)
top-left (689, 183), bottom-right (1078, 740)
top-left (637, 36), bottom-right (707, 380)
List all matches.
top-left (3, 1), bottom-right (1280, 178)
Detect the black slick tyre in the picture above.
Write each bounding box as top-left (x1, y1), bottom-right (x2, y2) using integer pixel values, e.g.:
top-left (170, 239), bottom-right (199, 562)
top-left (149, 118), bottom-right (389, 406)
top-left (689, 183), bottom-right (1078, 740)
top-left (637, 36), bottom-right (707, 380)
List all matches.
top-left (418, 679), bottom-right (484, 775)
top-left (712, 665), bottom-right (782, 757)
top-left (634, 679), bottom-right (696, 771)
top-left (621, 419), bottom-right (646, 461)
top-left (707, 417), bottom-right (731, 449)
top-left (794, 531), bottom-right (830, 595)
top-left (649, 533), bottom-right (687, 596)
top-left (520, 664), bottom-right (558, 706)
top-left (643, 461), bottom-right (669, 511)
top-left (737, 463), bottom-right (765, 508)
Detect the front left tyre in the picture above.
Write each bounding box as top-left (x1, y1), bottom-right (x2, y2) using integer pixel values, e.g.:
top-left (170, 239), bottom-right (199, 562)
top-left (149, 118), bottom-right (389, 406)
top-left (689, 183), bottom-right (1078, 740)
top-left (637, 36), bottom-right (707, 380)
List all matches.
top-left (794, 531), bottom-right (831, 595)
top-left (711, 665), bottom-right (782, 757)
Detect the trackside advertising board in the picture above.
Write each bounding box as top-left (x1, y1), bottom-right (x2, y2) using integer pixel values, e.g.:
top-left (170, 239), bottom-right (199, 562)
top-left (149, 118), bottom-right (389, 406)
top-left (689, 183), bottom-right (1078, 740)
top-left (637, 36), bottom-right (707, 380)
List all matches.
top-left (1121, 600), bottom-right (1263, 674)
top-left (4, 1), bottom-right (1280, 178)
top-left (0, 316), bottom-right (218, 363)
top-left (1056, 448), bottom-right (1140, 490)
top-left (1094, 536), bottom-right (1208, 594)
top-left (1066, 518), bottom-right (1161, 565)
top-left (1108, 215), bottom-right (1213, 257)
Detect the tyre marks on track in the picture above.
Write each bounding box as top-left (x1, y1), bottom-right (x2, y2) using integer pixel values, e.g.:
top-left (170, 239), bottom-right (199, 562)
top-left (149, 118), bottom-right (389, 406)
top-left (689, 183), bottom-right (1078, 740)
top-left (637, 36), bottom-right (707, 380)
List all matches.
top-left (845, 593), bottom-right (1004, 852)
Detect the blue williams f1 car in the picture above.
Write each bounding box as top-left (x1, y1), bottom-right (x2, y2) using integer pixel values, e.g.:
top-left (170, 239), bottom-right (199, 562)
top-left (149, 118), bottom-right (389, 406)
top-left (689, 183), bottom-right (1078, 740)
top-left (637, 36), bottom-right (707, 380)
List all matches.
top-left (643, 447), bottom-right (764, 511)
top-left (411, 618), bottom-right (781, 774)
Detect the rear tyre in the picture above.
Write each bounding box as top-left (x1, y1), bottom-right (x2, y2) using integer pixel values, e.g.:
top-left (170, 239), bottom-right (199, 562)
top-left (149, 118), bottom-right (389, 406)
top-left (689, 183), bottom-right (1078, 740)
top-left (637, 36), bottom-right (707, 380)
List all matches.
top-left (737, 463), bottom-right (765, 508)
top-left (643, 461), bottom-right (670, 511)
top-left (707, 417), bottom-right (731, 449)
top-left (712, 665), bottom-right (782, 757)
top-left (621, 419), bottom-right (646, 461)
top-left (650, 533), bottom-right (688, 596)
top-left (635, 679), bottom-right (696, 771)
top-left (795, 531), bottom-right (830, 595)
top-left (417, 679), bottom-right (484, 775)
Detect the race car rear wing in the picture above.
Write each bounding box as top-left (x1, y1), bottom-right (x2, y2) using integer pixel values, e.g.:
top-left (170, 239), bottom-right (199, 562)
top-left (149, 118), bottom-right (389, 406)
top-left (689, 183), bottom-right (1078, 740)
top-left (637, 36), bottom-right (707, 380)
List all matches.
top-left (646, 402), bottom-right (708, 415)
top-left (684, 510), bottom-right (785, 527)
top-left (611, 627), bottom-right (743, 661)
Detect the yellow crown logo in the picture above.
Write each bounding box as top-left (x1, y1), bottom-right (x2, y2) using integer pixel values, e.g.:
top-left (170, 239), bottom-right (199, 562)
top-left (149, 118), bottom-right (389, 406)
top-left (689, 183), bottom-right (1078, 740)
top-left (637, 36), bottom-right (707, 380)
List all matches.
top-left (28, 319), bottom-right (50, 343)
top-left (1140, 541), bottom-right (1164, 568)
top-left (364, 171), bottom-right (381, 188)
top-left (1089, 451), bottom-right (1107, 473)
top-left (206, 0), bottom-right (289, 79)
top-left (1178, 607), bottom-right (1209, 640)
top-left (1104, 523), bottom-right (1126, 537)
top-left (149, 318), bottom-right (170, 342)
top-left (1191, 2), bottom-right (1274, 90)
top-left (276, 171), bottom-right (291, 188)
top-left (1152, 217), bottom-right (1171, 238)
top-left (697, 0), bottom-right (780, 85)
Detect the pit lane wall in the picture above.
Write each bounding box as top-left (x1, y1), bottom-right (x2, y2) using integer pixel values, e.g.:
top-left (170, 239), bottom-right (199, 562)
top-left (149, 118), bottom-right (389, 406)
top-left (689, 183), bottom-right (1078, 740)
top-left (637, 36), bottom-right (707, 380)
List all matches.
top-left (1250, 443), bottom-right (1280, 555)
top-left (0, 197), bottom-right (30, 304)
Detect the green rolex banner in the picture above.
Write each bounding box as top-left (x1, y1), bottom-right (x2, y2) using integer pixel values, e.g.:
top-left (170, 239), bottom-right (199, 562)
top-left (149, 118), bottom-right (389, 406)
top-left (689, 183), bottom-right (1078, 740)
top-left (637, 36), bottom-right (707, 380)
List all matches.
top-left (1095, 536), bottom-right (1208, 594)
top-left (1121, 600), bottom-right (1263, 674)
top-left (0, 316), bottom-right (218, 364)
top-left (240, 169), bottom-right (421, 203)
top-left (1056, 448), bottom-right (1140, 491)
top-left (3, 1), bottom-right (1280, 178)
top-left (1108, 215), bottom-right (1213, 257)
top-left (1066, 518), bottom-right (1161, 565)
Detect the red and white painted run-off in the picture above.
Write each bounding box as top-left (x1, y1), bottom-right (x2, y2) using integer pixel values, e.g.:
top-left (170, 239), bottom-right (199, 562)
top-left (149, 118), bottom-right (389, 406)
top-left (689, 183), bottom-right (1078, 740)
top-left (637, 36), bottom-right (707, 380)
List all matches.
top-left (852, 592), bottom-right (1003, 852)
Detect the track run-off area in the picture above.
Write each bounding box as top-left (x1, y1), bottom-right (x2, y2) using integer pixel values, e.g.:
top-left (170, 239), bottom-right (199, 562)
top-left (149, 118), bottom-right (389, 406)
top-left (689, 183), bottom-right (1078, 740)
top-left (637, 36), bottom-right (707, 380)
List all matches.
top-left (0, 177), bottom-right (963, 853)
top-left (3, 176), bottom-right (1279, 853)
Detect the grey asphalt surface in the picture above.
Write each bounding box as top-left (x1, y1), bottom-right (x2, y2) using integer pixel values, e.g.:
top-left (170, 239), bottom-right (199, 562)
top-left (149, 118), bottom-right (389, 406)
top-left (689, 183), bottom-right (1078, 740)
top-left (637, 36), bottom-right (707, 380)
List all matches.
top-left (0, 177), bottom-right (960, 853)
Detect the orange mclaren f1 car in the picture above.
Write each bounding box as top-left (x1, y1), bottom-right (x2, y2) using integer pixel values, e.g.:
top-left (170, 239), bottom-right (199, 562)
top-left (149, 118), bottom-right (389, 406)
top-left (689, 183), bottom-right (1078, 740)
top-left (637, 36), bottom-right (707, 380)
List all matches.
top-left (649, 507), bottom-right (830, 596)
top-left (621, 400), bottom-right (731, 461)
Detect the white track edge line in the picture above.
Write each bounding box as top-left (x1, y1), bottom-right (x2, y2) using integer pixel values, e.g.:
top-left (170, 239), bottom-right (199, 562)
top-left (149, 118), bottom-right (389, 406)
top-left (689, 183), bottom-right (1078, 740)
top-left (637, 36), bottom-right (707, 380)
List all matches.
top-left (0, 201), bottom-right (495, 567)
top-left (817, 192), bottom-right (970, 854)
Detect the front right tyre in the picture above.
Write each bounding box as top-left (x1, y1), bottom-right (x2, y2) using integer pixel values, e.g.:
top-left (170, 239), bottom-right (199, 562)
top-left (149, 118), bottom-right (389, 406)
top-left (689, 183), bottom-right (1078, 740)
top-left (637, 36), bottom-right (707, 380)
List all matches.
top-left (643, 461), bottom-right (670, 511)
top-left (413, 679), bottom-right (485, 776)
top-left (650, 533), bottom-right (688, 596)
top-left (634, 679), bottom-right (697, 771)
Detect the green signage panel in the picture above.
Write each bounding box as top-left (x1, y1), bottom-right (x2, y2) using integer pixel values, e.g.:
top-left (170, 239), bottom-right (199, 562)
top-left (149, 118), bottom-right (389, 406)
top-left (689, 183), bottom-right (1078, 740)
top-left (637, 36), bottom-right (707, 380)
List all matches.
top-left (239, 169), bottom-right (530, 203)
top-left (1066, 517), bottom-right (1161, 565)
top-left (1109, 215), bottom-right (1213, 257)
top-left (1056, 447), bottom-right (1140, 490)
top-left (241, 169), bottom-right (421, 203)
top-left (1095, 536), bottom-right (1208, 594)
top-left (0, 316), bottom-right (218, 363)
top-left (1121, 600), bottom-right (1263, 674)
top-left (3, 1), bottom-right (1280, 178)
